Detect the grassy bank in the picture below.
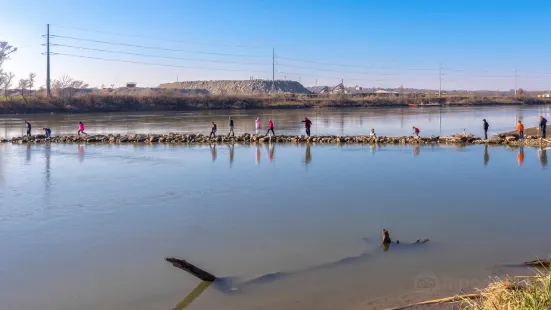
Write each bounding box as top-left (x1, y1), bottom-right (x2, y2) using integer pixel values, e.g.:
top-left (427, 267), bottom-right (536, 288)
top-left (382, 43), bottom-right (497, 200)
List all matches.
top-left (462, 270), bottom-right (550, 309)
top-left (1, 93), bottom-right (550, 114)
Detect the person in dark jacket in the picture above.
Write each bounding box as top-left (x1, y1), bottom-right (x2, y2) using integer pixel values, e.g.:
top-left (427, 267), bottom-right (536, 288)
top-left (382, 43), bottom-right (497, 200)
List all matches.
top-left (42, 127), bottom-right (52, 137)
top-left (228, 117), bottom-right (235, 137)
top-left (483, 119), bottom-right (489, 139)
top-left (301, 117), bottom-right (312, 136)
top-left (540, 116), bottom-right (548, 138)
top-left (209, 122), bottom-right (217, 138)
top-left (25, 121), bottom-right (32, 137)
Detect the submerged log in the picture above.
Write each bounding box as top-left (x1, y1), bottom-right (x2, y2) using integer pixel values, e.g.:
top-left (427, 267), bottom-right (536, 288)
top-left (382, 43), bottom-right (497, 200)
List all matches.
top-left (525, 258), bottom-right (551, 267)
top-left (166, 257), bottom-right (216, 282)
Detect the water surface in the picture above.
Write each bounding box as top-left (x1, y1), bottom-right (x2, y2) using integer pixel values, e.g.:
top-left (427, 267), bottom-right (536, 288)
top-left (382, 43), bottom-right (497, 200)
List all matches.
top-left (1, 105), bottom-right (550, 138)
top-left (0, 142), bottom-right (549, 310)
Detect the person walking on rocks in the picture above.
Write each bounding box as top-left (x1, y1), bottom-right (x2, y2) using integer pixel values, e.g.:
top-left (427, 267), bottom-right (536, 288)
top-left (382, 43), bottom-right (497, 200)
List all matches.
top-left (301, 117), bottom-right (312, 136)
top-left (210, 121), bottom-right (217, 138)
top-left (266, 119), bottom-right (275, 136)
top-left (540, 116), bottom-right (548, 138)
top-left (42, 127), bottom-right (52, 137)
top-left (370, 128), bottom-right (377, 138)
top-left (517, 120), bottom-right (524, 140)
top-left (255, 118), bottom-right (260, 134)
top-left (228, 117), bottom-right (235, 137)
top-left (77, 122), bottom-right (87, 136)
top-left (483, 119), bottom-right (489, 139)
top-left (25, 121), bottom-right (32, 137)
top-left (412, 126), bottom-right (420, 137)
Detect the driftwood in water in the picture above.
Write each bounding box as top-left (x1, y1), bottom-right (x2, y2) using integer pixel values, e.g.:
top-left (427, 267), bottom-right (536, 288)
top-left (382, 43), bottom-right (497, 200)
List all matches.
top-left (166, 257), bottom-right (216, 282)
top-left (384, 293), bottom-right (481, 310)
top-left (525, 258), bottom-right (551, 267)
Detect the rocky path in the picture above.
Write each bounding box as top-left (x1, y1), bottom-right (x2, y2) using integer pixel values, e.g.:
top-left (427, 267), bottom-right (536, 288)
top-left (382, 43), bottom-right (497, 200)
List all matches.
top-left (3, 133), bottom-right (551, 148)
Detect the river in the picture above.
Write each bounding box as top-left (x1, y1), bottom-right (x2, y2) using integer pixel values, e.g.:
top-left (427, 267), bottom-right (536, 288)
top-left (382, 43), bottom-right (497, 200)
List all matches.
top-left (0, 106), bottom-right (550, 310)
top-left (1, 105), bottom-right (550, 139)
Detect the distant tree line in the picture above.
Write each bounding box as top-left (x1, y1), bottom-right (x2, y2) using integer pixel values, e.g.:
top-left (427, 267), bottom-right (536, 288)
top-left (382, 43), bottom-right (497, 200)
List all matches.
top-left (0, 40), bottom-right (89, 101)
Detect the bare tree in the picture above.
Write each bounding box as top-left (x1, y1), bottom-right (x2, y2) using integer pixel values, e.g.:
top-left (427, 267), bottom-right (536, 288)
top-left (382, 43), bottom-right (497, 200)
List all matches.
top-left (517, 88), bottom-right (525, 97)
top-left (28, 73), bottom-right (36, 97)
top-left (67, 79), bottom-right (89, 98)
top-left (18, 79), bottom-right (29, 102)
top-left (3, 72), bottom-right (14, 100)
top-left (52, 75), bottom-right (72, 97)
top-left (0, 41), bottom-right (17, 94)
top-left (0, 41), bottom-right (17, 71)
top-left (52, 74), bottom-right (89, 98)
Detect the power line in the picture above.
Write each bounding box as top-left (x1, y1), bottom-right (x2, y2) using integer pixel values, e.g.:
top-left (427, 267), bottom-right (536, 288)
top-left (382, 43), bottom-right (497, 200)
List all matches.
top-left (277, 63), bottom-right (436, 76)
top-left (51, 44), bottom-right (267, 66)
top-left (50, 35), bottom-right (270, 58)
top-left (277, 71), bottom-right (386, 83)
top-left (277, 56), bottom-right (438, 71)
top-left (50, 24), bottom-right (268, 49)
top-left (52, 53), bottom-right (270, 73)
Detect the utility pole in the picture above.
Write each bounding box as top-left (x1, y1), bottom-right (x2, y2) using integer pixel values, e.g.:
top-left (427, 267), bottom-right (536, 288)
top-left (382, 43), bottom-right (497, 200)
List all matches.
top-left (514, 69), bottom-right (518, 96)
top-left (46, 23), bottom-right (51, 97)
top-left (272, 48), bottom-right (275, 92)
top-left (438, 66), bottom-right (442, 99)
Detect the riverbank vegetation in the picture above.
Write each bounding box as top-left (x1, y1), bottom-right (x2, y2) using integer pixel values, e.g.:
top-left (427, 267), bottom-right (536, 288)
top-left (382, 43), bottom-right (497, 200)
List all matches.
top-left (461, 270), bottom-right (550, 309)
top-left (1, 93), bottom-right (550, 114)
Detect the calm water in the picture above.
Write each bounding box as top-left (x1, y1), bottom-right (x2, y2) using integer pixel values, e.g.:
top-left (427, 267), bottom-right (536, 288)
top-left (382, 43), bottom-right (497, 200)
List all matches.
top-left (0, 142), bottom-right (550, 310)
top-left (1, 105), bottom-right (550, 139)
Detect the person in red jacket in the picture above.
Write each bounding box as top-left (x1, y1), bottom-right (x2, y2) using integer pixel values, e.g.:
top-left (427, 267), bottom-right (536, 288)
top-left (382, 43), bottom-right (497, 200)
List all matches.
top-left (412, 126), bottom-right (420, 136)
top-left (266, 119), bottom-right (275, 136)
top-left (301, 117), bottom-right (312, 136)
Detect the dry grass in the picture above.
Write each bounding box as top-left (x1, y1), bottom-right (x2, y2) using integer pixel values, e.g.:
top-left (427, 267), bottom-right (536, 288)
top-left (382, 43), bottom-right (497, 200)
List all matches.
top-left (0, 93), bottom-right (550, 114)
top-left (461, 270), bottom-right (551, 309)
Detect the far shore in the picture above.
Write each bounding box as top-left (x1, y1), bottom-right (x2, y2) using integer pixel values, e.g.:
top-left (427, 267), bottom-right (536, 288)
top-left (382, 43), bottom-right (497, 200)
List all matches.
top-left (1, 93), bottom-right (550, 114)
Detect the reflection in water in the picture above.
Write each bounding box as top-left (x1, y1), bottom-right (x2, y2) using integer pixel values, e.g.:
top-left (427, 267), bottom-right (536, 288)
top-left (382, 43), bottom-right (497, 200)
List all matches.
top-left (517, 147), bottom-right (525, 167)
top-left (255, 146), bottom-right (260, 165)
top-left (304, 144), bottom-right (312, 168)
top-left (538, 148), bottom-right (548, 168)
top-left (45, 144), bottom-right (51, 190)
top-left (370, 144), bottom-right (376, 155)
top-left (413, 144), bottom-right (420, 157)
top-left (228, 144), bottom-right (234, 168)
top-left (77, 145), bottom-right (85, 163)
top-left (210, 145), bottom-right (217, 163)
top-left (173, 281), bottom-right (212, 310)
top-left (26, 144), bottom-right (31, 163)
top-left (0, 148), bottom-right (3, 186)
top-left (484, 145), bottom-right (490, 166)
top-left (266, 143), bottom-right (275, 163)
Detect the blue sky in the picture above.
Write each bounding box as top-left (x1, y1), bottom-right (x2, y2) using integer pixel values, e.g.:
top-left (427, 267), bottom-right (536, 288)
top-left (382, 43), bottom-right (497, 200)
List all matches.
top-left (2, 0), bottom-right (551, 90)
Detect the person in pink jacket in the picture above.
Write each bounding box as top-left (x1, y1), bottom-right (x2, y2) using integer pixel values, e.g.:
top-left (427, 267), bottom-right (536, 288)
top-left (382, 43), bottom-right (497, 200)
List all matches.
top-left (266, 119), bottom-right (275, 136)
top-left (78, 122), bottom-right (87, 136)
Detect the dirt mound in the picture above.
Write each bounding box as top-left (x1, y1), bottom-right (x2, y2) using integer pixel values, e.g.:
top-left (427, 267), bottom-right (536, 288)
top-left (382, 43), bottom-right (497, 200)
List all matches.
top-left (159, 80), bottom-right (311, 95)
top-left (109, 87), bottom-right (208, 96)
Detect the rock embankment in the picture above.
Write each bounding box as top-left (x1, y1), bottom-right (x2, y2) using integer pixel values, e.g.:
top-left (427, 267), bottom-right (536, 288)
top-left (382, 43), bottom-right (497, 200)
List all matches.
top-left (159, 80), bottom-right (311, 95)
top-left (4, 133), bottom-right (551, 147)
